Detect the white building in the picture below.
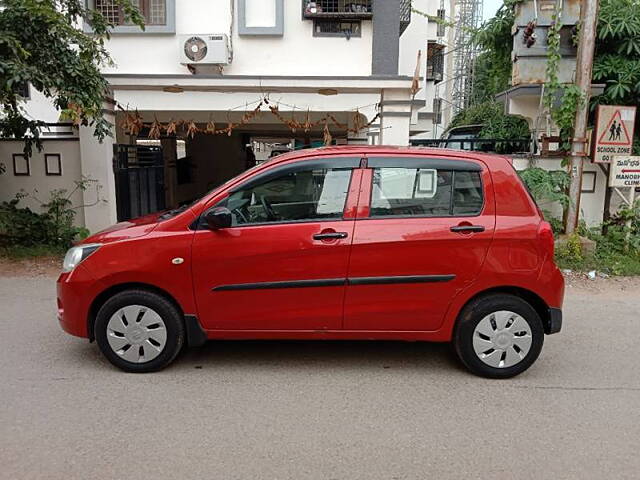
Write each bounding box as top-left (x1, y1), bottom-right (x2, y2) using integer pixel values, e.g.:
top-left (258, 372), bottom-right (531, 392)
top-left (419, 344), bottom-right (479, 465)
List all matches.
top-left (1, 0), bottom-right (457, 233)
top-left (497, 0), bottom-right (610, 227)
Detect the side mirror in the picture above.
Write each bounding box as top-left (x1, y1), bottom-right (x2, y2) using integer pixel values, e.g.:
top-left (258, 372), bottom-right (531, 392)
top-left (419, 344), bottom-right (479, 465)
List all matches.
top-left (205, 207), bottom-right (232, 230)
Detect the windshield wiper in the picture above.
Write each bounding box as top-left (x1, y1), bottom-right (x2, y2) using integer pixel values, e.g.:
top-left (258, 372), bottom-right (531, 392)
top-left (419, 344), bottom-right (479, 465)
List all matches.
top-left (158, 204), bottom-right (189, 220)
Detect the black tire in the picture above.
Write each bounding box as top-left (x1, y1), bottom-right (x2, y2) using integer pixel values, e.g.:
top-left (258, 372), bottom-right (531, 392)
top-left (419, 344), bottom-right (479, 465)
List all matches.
top-left (453, 294), bottom-right (544, 379)
top-left (95, 290), bottom-right (185, 373)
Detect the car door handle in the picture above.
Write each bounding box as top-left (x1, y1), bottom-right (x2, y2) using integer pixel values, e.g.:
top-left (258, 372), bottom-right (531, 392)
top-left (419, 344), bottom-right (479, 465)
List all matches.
top-left (313, 232), bottom-right (348, 240)
top-left (450, 225), bottom-right (485, 233)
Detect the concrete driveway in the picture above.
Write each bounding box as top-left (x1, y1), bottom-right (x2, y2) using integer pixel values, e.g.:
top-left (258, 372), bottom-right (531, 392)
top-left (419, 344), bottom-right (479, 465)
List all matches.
top-left (1, 274), bottom-right (639, 479)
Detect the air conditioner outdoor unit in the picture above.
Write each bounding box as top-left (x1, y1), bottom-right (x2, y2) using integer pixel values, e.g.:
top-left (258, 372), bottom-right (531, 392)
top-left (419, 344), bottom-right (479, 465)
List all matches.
top-left (179, 34), bottom-right (231, 65)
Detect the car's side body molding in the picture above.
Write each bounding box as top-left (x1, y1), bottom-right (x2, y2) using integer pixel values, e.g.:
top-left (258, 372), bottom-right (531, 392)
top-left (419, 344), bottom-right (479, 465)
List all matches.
top-left (212, 274), bottom-right (456, 291)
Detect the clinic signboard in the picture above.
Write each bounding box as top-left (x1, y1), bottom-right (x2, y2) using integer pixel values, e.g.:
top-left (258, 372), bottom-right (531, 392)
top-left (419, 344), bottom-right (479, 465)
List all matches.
top-left (592, 105), bottom-right (637, 163)
top-left (609, 156), bottom-right (640, 188)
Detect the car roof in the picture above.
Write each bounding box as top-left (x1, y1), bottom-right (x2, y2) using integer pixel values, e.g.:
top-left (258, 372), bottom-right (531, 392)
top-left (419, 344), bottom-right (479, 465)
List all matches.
top-left (269, 145), bottom-right (508, 166)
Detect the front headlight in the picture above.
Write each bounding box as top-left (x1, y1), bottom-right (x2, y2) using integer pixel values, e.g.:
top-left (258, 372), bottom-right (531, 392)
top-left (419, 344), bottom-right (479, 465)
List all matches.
top-left (62, 244), bottom-right (102, 272)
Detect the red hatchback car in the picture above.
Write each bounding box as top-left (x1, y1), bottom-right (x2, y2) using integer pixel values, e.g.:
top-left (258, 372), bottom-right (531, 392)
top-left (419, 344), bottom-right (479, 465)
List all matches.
top-left (57, 146), bottom-right (564, 378)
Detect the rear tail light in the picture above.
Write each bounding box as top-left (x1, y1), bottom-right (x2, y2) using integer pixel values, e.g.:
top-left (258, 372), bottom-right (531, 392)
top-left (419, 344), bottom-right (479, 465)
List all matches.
top-left (537, 221), bottom-right (555, 257)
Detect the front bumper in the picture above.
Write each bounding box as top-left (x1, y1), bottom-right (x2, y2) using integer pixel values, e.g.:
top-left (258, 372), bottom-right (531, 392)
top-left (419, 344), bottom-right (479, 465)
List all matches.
top-left (547, 307), bottom-right (563, 334)
top-left (56, 264), bottom-right (99, 339)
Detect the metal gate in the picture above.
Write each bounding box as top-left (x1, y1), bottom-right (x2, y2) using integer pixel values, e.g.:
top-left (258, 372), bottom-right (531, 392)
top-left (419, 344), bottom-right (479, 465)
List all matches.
top-left (113, 144), bottom-right (166, 222)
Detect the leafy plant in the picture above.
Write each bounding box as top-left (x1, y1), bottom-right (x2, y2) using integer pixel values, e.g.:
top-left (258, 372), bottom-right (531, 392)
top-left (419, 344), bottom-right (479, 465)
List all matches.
top-left (519, 167), bottom-right (571, 210)
top-left (554, 201), bottom-right (640, 274)
top-left (546, 215), bottom-right (565, 236)
top-left (555, 233), bottom-right (584, 268)
top-left (0, 243), bottom-right (67, 259)
top-left (449, 101), bottom-right (530, 138)
top-left (592, 0), bottom-right (640, 106)
top-left (470, 4), bottom-right (518, 102)
top-left (0, 196), bottom-right (50, 246)
top-left (0, 0), bottom-right (144, 157)
top-left (0, 180), bottom-right (95, 249)
top-left (543, 4), bottom-right (585, 150)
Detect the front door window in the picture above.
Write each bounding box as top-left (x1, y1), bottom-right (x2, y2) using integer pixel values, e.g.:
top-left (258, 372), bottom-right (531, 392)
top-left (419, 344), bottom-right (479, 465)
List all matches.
top-left (220, 167), bottom-right (352, 225)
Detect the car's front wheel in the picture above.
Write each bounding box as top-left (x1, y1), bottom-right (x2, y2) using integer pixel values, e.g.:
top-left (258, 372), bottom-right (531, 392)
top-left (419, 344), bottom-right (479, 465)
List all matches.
top-left (95, 290), bottom-right (185, 373)
top-left (453, 294), bottom-right (544, 379)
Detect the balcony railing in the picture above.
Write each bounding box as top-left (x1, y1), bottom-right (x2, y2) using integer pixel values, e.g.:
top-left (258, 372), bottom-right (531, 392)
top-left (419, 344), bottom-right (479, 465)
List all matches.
top-left (399, 0), bottom-right (411, 35)
top-left (302, 0), bottom-right (372, 20)
top-left (410, 138), bottom-right (533, 155)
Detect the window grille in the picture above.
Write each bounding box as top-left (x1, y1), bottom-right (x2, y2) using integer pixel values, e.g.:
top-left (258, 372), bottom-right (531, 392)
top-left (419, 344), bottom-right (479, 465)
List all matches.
top-left (303, 0), bottom-right (372, 19)
top-left (95, 0), bottom-right (166, 25)
top-left (148, 0), bottom-right (166, 25)
top-left (433, 98), bottom-right (442, 124)
top-left (314, 19), bottom-right (361, 37)
top-left (436, 9), bottom-right (446, 37)
top-left (426, 42), bottom-right (445, 82)
top-left (95, 0), bottom-right (120, 24)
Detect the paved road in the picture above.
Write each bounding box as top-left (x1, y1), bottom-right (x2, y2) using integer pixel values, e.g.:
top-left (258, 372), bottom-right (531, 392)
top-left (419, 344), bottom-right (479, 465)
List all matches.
top-left (1, 275), bottom-right (639, 480)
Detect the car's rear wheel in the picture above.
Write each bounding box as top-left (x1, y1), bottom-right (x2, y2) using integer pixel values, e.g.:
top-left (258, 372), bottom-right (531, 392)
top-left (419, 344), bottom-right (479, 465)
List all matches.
top-left (95, 290), bottom-right (185, 373)
top-left (453, 294), bottom-right (544, 379)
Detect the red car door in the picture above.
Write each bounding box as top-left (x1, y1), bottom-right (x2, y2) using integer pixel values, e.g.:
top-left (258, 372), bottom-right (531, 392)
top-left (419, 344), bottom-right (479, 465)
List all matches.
top-left (192, 157), bottom-right (362, 331)
top-left (344, 155), bottom-right (496, 331)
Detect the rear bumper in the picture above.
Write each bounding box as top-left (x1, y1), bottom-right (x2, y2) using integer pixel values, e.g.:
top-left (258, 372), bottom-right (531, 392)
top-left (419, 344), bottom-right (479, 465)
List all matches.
top-left (547, 307), bottom-right (563, 334)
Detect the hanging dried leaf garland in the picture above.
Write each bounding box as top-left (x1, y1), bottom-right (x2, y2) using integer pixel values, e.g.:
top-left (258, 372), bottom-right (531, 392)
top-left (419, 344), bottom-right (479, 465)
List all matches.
top-left (323, 121), bottom-right (332, 146)
top-left (165, 119), bottom-right (178, 136)
top-left (148, 118), bottom-right (162, 140)
top-left (237, 101), bottom-right (262, 127)
top-left (119, 115), bottom-right (131, 134)
top-left (186, 120), bottom-right (199, 139)
top-left (119, 96), bottom-right (381, 139)
top-left (130, 110), bottom-right (144, 136)
top-left (327, 114), bottom-right (348, 130)
top-left (268, 103), bottom-right (280, 117)
top-left (121, 110), bottom-right (143, 136)
top-left (269, 104), bottom-right (295, 133)
top-left (304, 109), bottom-right (312, 133)
top-left (352, 109), bottom-right (365, 133)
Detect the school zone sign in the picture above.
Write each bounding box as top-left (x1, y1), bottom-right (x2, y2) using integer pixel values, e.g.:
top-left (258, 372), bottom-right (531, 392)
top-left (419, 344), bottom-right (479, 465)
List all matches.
top-left (592, 105), bottom-right (637, 163)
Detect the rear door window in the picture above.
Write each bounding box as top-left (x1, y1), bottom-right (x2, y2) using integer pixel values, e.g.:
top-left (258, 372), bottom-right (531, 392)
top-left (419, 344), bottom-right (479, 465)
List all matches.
top-left (369, 163), bottom-right (483, 217)
top-left (452, 171), bottom-right (483, 215)
top-left (371, 168), bottom-right (452, 217)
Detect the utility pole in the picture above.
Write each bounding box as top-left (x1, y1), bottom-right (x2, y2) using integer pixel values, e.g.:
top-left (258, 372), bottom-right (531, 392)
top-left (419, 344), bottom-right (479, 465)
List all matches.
top-left (565, 0), bottom-right (600, 234)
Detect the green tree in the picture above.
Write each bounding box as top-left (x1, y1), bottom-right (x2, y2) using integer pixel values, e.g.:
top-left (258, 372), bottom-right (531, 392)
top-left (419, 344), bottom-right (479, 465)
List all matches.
top-left (470, 0), bottom-right (640, 148)
top-left (449, 101), bottom-right (530, 139)
top-left (470, 4), bottom-right (516, 102)
top-left (0, 0), bottom-right (144, 157)
top-left (592, 0), bottom-right (640, 108)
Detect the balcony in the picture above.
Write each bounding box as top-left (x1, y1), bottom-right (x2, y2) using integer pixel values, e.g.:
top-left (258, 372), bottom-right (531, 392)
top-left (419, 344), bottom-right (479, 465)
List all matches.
top-left (302, 0), bottom-right (373, 20)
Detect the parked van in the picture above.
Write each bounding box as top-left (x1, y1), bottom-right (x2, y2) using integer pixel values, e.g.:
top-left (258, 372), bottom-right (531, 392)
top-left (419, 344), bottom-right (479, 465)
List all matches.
top-left (57, 146), bottom-right (564, 378)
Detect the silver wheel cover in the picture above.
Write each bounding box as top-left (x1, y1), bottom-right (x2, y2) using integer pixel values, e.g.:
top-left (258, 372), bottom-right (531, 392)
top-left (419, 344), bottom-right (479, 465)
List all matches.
top-left (106, 305), bottom-right (167, 363)
top-left (472, 310), bottom-right (533, 368)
